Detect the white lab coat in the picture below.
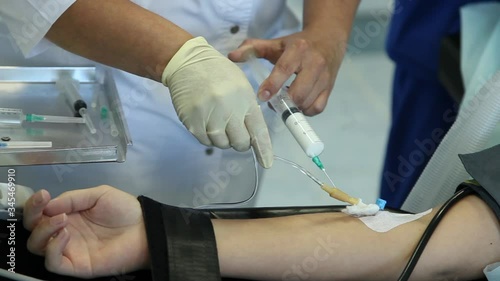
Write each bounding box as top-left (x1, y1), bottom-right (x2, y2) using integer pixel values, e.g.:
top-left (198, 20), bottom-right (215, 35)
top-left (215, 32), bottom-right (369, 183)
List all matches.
top-left (0, 0), bottom-right (300, 207)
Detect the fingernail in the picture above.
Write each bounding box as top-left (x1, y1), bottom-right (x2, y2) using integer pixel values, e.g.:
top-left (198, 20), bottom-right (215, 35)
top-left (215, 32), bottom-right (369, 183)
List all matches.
top-left (33, 191), bottom-right (44, 206)
top-left (261, 158), bottom-right (273, 169)
top-left (50, 214), bottom-right (66, 226)
top-left (259, 90), bottom-right (271, 101)
top-left (52, 227), bottom-right (67, 239)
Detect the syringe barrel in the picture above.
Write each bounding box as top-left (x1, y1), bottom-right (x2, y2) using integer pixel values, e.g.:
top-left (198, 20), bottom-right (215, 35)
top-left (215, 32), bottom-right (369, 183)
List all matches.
top-left (269, 88), bottom-right (324, 157)
top-left (56, 77), bottom-right (87, 112)
top-left (0, 108), bottom-right (23, 128)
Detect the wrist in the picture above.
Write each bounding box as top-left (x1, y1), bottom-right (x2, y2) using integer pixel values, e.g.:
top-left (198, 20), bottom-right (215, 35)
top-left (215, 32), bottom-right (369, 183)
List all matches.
top-left (162, 36), bottom-right (213, 86)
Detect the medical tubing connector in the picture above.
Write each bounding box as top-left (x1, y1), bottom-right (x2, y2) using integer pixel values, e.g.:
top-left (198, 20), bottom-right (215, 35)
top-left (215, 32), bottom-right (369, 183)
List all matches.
top-left (247, 56), bottom-right (325, 159)
top-left (397, 185), bottom-right (475, 281)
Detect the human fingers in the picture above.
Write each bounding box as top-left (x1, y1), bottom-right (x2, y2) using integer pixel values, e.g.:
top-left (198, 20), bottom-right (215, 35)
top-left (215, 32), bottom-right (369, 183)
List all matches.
top-left (257, 42), bottom-right (302, 101)
top-left (228, 38), bottom-right (282, 63)
top-left (23, 189), bottom-right (51, 231)
top-left (44, 227), bottom-right (74, 277)
top-left (226, 117), bottom-right (251, 152)
top-left (44, 186), bottom-right (113, 216)
top-left (302, 90), bottom-right (330, 116)
top-left (244, 104), bottom-right (273, 168)
top-left (206, 108), bottom-right (231, 149)
top-left (27, 213), bottom-right (68, 256)
top-left (286, 52), bottom-right (330, 111)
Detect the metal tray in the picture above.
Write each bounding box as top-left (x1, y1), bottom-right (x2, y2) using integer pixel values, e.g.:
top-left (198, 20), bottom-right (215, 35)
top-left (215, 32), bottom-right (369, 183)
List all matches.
top-left (0, 66), bottom-right (131, 166)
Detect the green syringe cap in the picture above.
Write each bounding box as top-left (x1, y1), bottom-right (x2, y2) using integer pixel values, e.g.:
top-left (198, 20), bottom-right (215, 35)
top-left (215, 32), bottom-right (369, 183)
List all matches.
top-left (25, 114), bottom-right (44, 122)
top-left (100, 106), bottom-right (109, 119)
top-left (312, 156), bottom-right (324, 169)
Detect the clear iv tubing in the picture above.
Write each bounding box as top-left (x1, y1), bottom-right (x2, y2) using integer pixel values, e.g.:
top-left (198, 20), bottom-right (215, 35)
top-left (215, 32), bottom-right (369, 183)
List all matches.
top-left (194, 147), bottom-right (260, 209)
top-left (195, 152), bottom-right (331, 210)
top-left (273, 155), bottom-right (323, 186)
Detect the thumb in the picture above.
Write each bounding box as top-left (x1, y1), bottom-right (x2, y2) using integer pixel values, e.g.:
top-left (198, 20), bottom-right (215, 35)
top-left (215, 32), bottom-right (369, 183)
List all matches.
top-left (44, 186), bottom-right (112, 216)
top-left (228, 38), bottom-right (282, 63)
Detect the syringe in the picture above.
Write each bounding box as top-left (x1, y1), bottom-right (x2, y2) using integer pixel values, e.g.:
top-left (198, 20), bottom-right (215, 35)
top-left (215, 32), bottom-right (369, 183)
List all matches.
top-left (0, 141), bottom-right (52, 149)
top-left (56, 77), bottom-right (97, 134)
top-left (0, 108), bottom-right (85, 128)
top-left (247, 57), bottom-right (337, 186)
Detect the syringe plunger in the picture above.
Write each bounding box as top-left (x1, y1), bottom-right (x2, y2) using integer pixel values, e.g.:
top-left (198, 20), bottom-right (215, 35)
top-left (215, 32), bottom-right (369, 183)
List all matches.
top-left (269, 88), bottom-right (324, 158)
top-left (56, 77), bottom-right (87, 113)
top-left (247, 57), bottom-right (324, 158)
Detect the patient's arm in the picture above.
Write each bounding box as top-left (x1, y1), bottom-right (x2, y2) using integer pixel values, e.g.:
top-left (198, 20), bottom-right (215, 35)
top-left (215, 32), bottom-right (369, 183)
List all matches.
top-left (213, 195), bottom-right (500, 281)
top-left (24, 187), bottom-right (500, 280)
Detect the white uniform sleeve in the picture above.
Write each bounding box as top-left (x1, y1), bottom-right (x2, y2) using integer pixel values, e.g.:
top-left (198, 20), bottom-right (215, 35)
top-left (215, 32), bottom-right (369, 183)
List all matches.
top-left (0, 0), bottom-right (76, 57)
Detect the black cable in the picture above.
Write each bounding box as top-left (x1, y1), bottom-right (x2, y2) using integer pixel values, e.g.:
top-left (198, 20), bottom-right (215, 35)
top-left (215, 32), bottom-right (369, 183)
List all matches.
top-left (397, 186), bottom-right (476, 281)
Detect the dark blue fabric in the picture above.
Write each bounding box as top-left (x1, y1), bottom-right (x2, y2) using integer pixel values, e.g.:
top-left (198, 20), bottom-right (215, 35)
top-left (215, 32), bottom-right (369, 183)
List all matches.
top-left (380, 65), bottom-right (457, 208)
top-left (380, 0), bottom-right (498, 208)
top-left (386, 0), bottom-right (494, 80)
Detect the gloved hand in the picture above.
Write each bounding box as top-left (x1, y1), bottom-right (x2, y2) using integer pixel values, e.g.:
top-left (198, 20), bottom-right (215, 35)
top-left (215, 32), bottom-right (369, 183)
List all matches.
top-left (162, 37), bottom-right (273, 168)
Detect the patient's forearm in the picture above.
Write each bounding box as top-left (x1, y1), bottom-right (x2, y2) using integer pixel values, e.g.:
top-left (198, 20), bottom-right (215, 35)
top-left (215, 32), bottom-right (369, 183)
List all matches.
top-left (46, 0), bottom-right (193, 82)
top-left (213, 196), bottom-right (500, 281)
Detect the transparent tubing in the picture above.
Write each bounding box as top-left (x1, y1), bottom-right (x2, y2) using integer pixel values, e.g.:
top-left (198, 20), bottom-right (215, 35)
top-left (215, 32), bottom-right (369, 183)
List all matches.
top-left (402, 72), bottom-right (500, 213)
top-left (273, 155), bottom-right (323, 186)
top-left (194, 147), bottom-right (260, 209)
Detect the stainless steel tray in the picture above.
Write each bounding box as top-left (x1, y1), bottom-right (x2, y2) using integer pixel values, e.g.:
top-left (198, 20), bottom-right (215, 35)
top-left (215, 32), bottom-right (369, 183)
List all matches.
top-left (0, 66), bottom-right (131, 166)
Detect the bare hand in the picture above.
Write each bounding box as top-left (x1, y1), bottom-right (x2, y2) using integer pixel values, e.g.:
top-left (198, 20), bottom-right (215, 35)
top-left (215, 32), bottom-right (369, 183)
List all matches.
top-left (23, 186), bottom-right (149, 278)
top-left (229, 31), bottom-right (345, 116)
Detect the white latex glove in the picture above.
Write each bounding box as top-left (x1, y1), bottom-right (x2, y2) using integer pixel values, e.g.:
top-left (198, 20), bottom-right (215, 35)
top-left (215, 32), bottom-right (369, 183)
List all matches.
top-left (162, 37), bottom-right (273, 168)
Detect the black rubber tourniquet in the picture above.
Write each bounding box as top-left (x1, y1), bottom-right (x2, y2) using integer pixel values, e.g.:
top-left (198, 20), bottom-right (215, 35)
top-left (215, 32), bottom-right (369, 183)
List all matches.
top-left (459, 144), bottom-right (500, 219)
top-left (138, 196), bottom-right (221, 281)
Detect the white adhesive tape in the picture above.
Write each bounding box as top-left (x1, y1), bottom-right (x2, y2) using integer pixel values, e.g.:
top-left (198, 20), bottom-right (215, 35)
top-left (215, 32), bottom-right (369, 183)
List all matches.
top-left (358, 209), bottom-right (433, 233)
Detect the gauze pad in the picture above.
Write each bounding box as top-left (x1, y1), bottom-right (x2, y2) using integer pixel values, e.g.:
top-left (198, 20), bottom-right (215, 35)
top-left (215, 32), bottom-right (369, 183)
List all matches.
top-left (342, 200), bottom-right (380, 216)
top-left (358, 209), bottom-right (432, 233)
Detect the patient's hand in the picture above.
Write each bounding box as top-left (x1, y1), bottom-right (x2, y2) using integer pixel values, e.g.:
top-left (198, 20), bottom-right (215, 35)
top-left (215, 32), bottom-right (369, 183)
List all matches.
top-left (23, 185), bottom-right (149, 278)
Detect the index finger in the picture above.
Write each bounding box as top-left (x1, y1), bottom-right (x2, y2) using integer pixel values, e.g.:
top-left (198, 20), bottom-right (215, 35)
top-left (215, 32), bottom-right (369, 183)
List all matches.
top-left (258, 46), bottom-right (301, 101)
top-left (23, 189), bottom-right (51, 231)
top-left (245, 104), bottom-right (273, 168)
top-left (43, 185), bottom-right (113, 217)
